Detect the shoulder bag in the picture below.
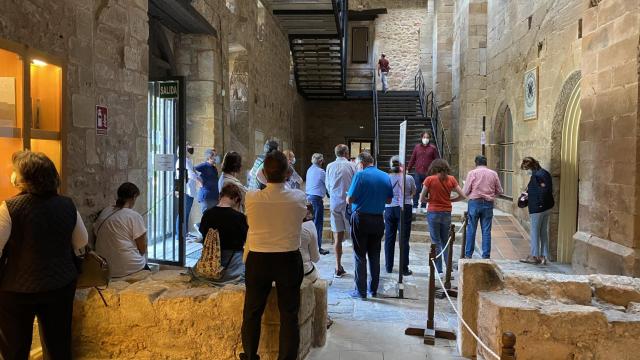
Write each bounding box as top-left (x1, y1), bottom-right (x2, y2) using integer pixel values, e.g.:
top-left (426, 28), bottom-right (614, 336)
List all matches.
top-left (76, 208), bottom-right (115, 306)
top-left (194, 228), bottom-right (227, 280)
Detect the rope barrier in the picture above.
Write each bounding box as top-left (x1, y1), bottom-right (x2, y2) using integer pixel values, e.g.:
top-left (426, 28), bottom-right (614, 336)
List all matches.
top-left (431, 258), bottom-right (500, 360)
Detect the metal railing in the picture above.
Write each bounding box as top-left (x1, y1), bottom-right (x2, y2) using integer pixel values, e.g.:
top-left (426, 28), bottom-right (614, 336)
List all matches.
top-left (372, 69), bottom-right (379, 163)
top-left (414, 69), bottom-right (452, 163)
top-left (332, 0), bottom-right (348, 95)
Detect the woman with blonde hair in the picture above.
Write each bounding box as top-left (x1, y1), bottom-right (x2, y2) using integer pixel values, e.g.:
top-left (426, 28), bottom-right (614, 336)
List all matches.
top-left (419, 159), bottom-right (465, 274)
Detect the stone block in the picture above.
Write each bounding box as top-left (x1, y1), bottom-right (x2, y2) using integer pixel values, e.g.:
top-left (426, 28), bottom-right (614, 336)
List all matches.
top-left (72, 270), bottom-right (324, 359)
top-left (590, 274), bottom-right (640, 306)
top-left (312, 279), bottom-right (328, 347)
top-left (502, 271), bottom-right (592, 305)
top-left (457, 260), bottom-right (504, 357)
top-left (72, 94), bottom-right (95, 128)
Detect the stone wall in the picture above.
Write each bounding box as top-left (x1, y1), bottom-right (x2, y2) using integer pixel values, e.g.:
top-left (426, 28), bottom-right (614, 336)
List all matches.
top-left (572, 0), bottom-right (640, 276)
top-left (0, 0), bottom-right (149, 219)
top-left (302, 100), bottom-right (373, 177)
top-left (452, 0), bottom-right (487, 175)
top-left (71, 270), bottom-right (328, 359)
top-left (347, 0), bottom-right (431, 91)
top-left (178, 0), bottom-right (306, 179)
top-left (459, 260), bottom-right (640, 359)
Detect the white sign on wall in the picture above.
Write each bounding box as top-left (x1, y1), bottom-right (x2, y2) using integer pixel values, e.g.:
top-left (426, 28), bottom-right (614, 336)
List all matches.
top-left (524, 67), bottom-right (538, 120)
top-left (154, 153), bottom-right (175, 171)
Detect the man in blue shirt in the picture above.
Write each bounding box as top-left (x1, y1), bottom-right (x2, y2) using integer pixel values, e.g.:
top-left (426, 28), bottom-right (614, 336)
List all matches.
top-left (194, 148), bottom-right (220, 214)
top-left (305, 153), bottom-right (329, 255)
top-left (346, 152), bottom-right (393, 298)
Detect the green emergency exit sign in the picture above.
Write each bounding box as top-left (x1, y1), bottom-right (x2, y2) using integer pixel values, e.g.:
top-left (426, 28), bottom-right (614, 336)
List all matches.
top-left (159, 82), bottom-right (179, 99)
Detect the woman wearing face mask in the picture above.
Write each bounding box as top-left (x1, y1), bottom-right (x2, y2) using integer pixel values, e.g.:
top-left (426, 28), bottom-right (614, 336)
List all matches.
top-left (0, 151), bottom-right (88, 359)
top-left (519, 157), bottom-right (555, 265)
top-left (198, 183), bottom-right (248, 283)
top-left (407, 131), bottom-right (439, 210)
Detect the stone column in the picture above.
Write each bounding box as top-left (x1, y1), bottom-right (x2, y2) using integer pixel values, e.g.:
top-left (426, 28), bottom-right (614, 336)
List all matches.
top-left (432, 0), bottom-right (457, 172)
top-left (573, 0), bottom-right (640, 276)
top-left (452, 0), bottom-right (488, 177)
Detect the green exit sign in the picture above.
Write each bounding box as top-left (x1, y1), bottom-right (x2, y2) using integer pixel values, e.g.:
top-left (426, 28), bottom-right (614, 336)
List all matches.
top-left (159, 82), bottom-right (179, 99)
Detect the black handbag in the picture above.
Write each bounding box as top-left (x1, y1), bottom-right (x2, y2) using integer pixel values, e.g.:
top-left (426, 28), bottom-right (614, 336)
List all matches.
top-left (517, 192), bottom-right (528, 208)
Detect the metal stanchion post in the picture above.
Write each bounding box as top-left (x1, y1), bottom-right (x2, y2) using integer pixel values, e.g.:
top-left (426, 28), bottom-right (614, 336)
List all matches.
top-left (460, 211), bottom-right (468, 259)
top-left (501, 332), bottom-right (517, 360)
top-left (405, 243), bottom-right (456, 345)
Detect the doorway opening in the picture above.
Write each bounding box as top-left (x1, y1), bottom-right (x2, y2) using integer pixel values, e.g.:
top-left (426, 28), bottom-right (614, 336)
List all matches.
top-left (348, 139), bottom-right (373, 160)
top-left (557, 80), bottom-right (581, 263)
top-left (147, 78), bottom-right (186, 265)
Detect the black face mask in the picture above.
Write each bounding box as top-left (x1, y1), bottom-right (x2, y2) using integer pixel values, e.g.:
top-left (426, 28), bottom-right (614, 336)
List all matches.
top-left (187, 147), bottom-right (194, 155)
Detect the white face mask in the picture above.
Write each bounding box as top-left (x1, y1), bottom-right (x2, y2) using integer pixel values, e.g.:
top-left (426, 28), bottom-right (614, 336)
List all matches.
top-left (422, 138), bottom-right (429, 145)
top-left (291, 158), bottom-right (296, 165)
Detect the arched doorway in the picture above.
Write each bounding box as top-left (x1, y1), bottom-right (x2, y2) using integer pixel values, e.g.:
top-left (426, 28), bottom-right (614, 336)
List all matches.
top-left (495, 104), bottom-right (514, 199)
top-left (557, 80), bottom-right (581, 262)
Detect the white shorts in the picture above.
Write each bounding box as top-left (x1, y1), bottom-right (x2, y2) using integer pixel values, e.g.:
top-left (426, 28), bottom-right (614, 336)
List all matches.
top-left (330, 205), bottom-right (350, 233)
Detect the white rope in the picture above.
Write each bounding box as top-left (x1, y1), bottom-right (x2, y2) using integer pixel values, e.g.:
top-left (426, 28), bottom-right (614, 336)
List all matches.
top-left (431, 259), bottom-right (500, 360)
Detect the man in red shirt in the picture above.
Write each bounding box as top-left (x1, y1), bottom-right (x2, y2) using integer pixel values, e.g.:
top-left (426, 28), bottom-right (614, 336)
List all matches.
top-left (377, 53), bottom-right (390, 92)
top-left (407, 131), bottom-right (439, 208)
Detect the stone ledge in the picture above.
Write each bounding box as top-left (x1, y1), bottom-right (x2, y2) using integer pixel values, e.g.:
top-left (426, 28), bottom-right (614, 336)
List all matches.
top-left (458, 259), bottom-right (640, 359)
top-left (71, 270), bottom-right (328, 359)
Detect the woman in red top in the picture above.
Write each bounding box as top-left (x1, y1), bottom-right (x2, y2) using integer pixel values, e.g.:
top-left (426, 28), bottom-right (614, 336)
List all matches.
top-left (419, 159), bottom-right (465, 274)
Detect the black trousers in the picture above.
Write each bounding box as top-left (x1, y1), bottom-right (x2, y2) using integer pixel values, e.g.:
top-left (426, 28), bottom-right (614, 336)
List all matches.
top-left (0, 280), bottom-right (77, 360)
top-left (241, 251), bottom-right (303, 360)
top-left (351, 212), bottom-right (385, 296)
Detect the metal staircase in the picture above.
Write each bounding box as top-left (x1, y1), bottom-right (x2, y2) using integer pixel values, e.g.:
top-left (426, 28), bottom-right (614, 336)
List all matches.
top-left (373, 70), bottom-right (451, 171)
top-left (264, 0), bottom-right (348, 99)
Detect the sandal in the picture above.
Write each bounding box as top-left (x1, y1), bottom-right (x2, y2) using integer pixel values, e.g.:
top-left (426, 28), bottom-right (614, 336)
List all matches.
top-left (519, 255), bottom-right (540, 264)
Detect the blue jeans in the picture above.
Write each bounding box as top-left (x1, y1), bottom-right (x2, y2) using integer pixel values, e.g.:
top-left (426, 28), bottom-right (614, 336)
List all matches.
top-left (413, 173), bottom-right (427, 208)
top-left (175, 195), bottom-right (194, 236)
top-left (351, 212), bottom-right (385, 296)
top-left (530, 210), bottom-right (551, 258)
top-left (383, 205), bottom-right (412, 272)
top-left (465, 199), bottom-right (494, 258)
top-left (427, 211), bottom-right (451, 273)
top-left (307, 195), bottom-right (324, 249)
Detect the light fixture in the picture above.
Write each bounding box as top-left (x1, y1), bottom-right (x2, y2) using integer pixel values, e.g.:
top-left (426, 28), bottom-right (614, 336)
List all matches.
top-left (359, 125), bottom-right (364, 129)
top-left (32, 59), bottom-right (48, 67)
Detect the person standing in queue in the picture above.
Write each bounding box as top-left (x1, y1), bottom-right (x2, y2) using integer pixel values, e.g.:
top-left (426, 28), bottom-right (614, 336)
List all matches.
top-left (346, 152), bottom-right (393, 299)
top-left (325, 144), bottom-right (357, 278)
top-left (0, 151), bottom-right (88, 359)
top-left (240, 151), bottom-right (307, 360)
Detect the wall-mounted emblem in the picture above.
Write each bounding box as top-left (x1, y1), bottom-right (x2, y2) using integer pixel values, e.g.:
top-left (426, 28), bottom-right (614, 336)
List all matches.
top-left (524, 67), bottom-right (538, 120)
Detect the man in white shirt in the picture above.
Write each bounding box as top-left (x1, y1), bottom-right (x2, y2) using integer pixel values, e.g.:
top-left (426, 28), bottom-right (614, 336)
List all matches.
top-left (94, 183), bottom-right (148, 278)
top-left (241, 151), bottom-right (307, 360)
top-left (325, 144), bottom-right (357, 278)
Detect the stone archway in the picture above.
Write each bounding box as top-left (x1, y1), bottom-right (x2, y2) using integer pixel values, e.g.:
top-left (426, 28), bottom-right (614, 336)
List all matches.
top-left (549, 70), bottom-right (581, 261)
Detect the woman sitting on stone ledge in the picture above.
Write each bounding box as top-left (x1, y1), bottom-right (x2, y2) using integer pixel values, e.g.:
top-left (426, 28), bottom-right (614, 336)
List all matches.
top-left (94, 182), bottom-right (148, 278)
top-left (198, 183), bottom-right (248, 283)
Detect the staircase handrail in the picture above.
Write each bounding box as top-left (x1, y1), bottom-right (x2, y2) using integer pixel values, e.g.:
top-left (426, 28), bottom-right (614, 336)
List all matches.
top-left (414, 69), bottom-right (451, 163)
top-left (373, 69), bottom-right (379, 164)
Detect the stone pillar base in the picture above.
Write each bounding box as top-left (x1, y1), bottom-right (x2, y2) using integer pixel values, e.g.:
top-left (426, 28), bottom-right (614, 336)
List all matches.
top-left (572, 231), bottom-right (640, 277)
